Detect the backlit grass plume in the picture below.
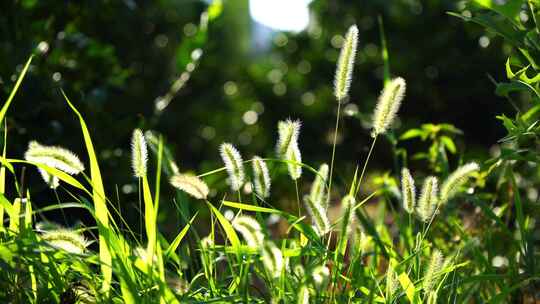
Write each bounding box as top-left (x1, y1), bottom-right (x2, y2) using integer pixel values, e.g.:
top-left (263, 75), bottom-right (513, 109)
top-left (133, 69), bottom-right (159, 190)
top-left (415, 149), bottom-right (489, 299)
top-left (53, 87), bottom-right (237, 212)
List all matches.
top-left (251, 156), bottom-right (271, 198)
top-left (309, 164), bottom-right (329, 209)
top-left (219, 143), bottom-right (245, 191)
top-left (440, 162), bottom-right (479, 204)
top-left (385, 265), bottom-right (399, 301)
top-left (401, 168), bottom-right (416, 214)
top-left (423, 249), bottom-right (444, 293)
top-left (340, 195), bottom-right (356, 236)
top-left (417, 176), bottom-right (439, 222)
top-left (232, 215), bottom-right (264, 247)
top-left (131, 129), bottom-right (148, 178)
top-left (312, 265), bottom-right (330, 288)
top-left (285, 143), bottom-right (302, 180)
top-left (261, 241), bottom-right (284, 279)
top-left (40, 228), bottom-right (91, 255)
top-left (38, 168), bottom-right (60, 189)
top-left (372, 77), bottom-right (406, 137)
top-left (170, 173), bottom-right (209, 200)
top-left (24, 141), bottom-right (85, 175)
top-left (334, 25), bottom-right (358, 101)
top-left (304, 194), bottom-right (330, 236)
top-left (276, 119), bottom-right (301, 157)
top-left (297, 285), bottom-right (310, 304)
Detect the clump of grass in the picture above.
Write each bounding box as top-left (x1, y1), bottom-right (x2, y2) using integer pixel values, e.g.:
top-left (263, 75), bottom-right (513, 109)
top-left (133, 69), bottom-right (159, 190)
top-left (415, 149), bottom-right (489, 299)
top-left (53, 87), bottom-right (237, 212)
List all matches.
top-left (0, 19), bottom-right (519, 303)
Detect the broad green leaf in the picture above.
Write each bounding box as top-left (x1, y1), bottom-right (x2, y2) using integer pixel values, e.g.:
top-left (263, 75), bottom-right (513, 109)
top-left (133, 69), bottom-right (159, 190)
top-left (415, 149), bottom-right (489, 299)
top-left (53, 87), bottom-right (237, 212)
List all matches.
top-left (400, 129), bottom-right (425, 140)
top-left (440, 136), bottom-right (457, 154)
top-left (398, 271), bottom-right (418, 303)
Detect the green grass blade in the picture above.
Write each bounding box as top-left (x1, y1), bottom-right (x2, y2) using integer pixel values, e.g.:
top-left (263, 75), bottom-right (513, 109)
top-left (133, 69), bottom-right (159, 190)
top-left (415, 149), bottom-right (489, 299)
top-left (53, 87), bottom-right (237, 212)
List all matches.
top-left (165, 213), bottom-right (197, 259)
top-left (206, 201), bottom-right (241, 251)
top-left (0, 55), bottom-right (33, 125)
top-left (62, 90), bottom-right (113, 294)
top-left (222, 201), bottom-right (282, 214)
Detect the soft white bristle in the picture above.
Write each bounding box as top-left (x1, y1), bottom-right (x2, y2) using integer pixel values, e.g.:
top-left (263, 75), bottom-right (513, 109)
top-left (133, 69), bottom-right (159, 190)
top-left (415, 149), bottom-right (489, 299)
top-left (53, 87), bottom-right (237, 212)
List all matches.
top-left (131, 129), bottom-right (148, 178)
top-left (334, 25), bottom-right (359, 101)
top-left (219, 143), bottom-right (245, 191)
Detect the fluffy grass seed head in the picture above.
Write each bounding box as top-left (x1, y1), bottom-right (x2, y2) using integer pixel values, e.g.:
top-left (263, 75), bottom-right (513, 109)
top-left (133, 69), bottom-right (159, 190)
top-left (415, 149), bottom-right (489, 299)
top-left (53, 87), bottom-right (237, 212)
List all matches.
top-left (297, 285), bottom-right (310, 304)
top-left (219, 142), bottom-right (245, 191)
top-left (304, 194), bottom-right (330, 236)
top-left (261, 241), bottom-right (284, 279)
top-left (386, 265), bottom-right (400, 300)
top-left (416, 176), bottom-right (439, 222)
top-left (309, 163), bottom-right (329, 209)
top-left (24, 141), bottom-right (85, 175)
top-left (440, 162), bottom-right (479, 204)
top-left (170, 174), bottom-right (209, 200)
top-left (131, 129), bottom-right (148, 178)
top-left (312, 265), bottom-right (330, 288)
top-left (401, 168), bottom-right (416, 214)
top-left (334, 25), bottom-right (359, 101)
top-left (276, 119), bottom-right (301, 157)
top-left (286, 143), bottom-right (302, 180)
top-left (38, 168), bottom-right (60, 189)
top-left (372, 77), bottom-right (406, 137)
top-left (252, 156), bottom-right (271, 198)
top-left (41, 228), bottom-right (91, 254)
top-left (340, 194), bottom-right (356, 236)
top-left (232, 215), bottom-right (264, 247)
top-left (423, 249), bottom-right (444, 293)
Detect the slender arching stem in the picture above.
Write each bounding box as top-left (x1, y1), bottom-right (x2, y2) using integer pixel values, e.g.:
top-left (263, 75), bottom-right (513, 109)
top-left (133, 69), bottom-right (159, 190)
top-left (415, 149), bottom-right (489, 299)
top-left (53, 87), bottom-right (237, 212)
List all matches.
top-left (354, 135), bottom-right (378, 198)
top-left (328, 100), bottom-right (342, 205)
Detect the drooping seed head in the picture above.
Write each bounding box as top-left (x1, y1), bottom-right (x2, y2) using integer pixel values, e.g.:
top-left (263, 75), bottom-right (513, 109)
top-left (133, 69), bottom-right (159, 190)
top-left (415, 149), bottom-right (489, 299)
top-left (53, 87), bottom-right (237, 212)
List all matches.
top-left (309, 163), bottom-right (329, 209)
top-left (24, 141), bottom-right (85, 175)
top-left (251, 156), bottom-right (271, 198)
top-left (276, 119), bottom-right (301, 157)
top-left (423, 249), bottom-right (444, 293)
top-left (40, 228), bottom-right (91, 254)
top-left (303, 195), bottom-right (330, 236)
top-left (440, 162), bottom-right (479, 204)
top-left (416, 176), bottom-right (439, 222)
top-left (219, 143), bottom-right (245, 191)
top-left (401, 168), bottom-right (416, 214)
top-left (372, 77), bottom-right (406, 137)
top-left (38, 168), bottom-right (60, 189)
top-left (232, 215), bottom-right (264, 247)
top-left (131, 129), bottom-right (148, 178)
top-left (334, 25), bottom-right (359, 101)
top-left (170, 174), bottom-right (209, 200)
top-left (261, 241), bottom-right (284, 279)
